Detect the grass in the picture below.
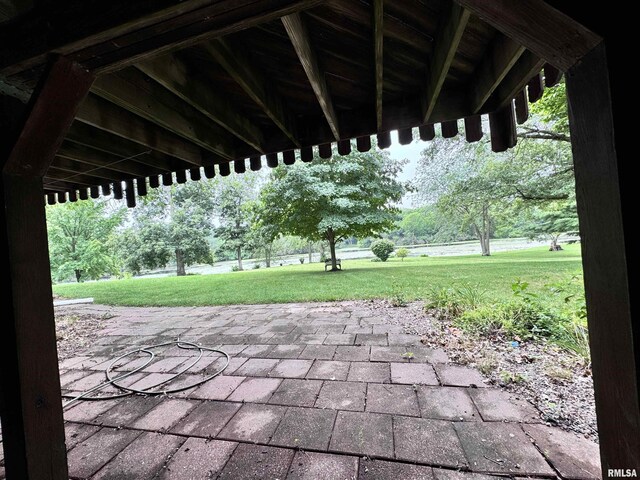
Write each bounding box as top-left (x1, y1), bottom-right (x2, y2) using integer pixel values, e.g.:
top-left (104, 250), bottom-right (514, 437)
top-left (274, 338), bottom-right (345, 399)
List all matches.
top-left (54, 245), bottom-right (583, 307)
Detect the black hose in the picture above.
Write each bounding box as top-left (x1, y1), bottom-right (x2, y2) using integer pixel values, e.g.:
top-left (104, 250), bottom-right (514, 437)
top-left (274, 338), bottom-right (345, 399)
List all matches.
top-left (62, 341), bottom-right (229, 409)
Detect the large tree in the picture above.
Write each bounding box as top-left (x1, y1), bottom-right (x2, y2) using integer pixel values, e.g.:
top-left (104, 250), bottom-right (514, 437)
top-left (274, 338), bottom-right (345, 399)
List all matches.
top-left (260, 146), bottom-right (406, 271)
top-left (119, 181), bottom-right (215, 276)
top-left (47, 200), bottom-right (125, 282)
top-left (213, 175), bottom-right (260, 271)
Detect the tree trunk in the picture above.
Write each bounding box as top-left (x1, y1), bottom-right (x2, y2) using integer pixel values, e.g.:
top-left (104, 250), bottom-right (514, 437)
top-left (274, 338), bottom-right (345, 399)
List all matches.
top-left (75, 269), bottom-right (81, 283)
top-left (549, 235), bottom-right (563, 251)
top-left (236, 246), bottom-right (243, 271)
top-left (308, 241), bottom-right (312, 263)
top-left (481, 205), bottom-right (491, 256)
top-left (327, 229), bottom-right (339, 271)
top-left (265, 244), bottom-right (271, 267)
top-left (175, 249), bottom-right (186, 276)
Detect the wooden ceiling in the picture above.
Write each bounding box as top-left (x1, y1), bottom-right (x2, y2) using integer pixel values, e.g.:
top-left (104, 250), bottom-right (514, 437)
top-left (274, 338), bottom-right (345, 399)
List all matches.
top-left (0, 0), bottom-right (591, 206)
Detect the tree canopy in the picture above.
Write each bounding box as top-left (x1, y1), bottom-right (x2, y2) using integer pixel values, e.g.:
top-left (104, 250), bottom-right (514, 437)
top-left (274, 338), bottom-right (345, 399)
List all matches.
top-left (260, 146), bottom-right (406, 270)
top-left (47, 200), bottom-right (125, 282)
top-left (118, 181), bottom-right (215, 276)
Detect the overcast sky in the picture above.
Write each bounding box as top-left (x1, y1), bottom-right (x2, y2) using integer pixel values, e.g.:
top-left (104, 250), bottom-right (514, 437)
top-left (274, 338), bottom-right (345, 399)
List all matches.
top-left (386, 130), bottom-right (428, 208)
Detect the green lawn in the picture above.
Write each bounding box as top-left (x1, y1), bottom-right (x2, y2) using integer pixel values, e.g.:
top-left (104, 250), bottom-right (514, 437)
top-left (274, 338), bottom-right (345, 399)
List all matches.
top-left (53, 245), bottom-right (583, 307)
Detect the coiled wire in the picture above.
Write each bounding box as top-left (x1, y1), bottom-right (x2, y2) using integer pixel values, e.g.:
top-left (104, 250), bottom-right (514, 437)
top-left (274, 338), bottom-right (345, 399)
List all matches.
top-left (62, 341), bottom-right (229, 409)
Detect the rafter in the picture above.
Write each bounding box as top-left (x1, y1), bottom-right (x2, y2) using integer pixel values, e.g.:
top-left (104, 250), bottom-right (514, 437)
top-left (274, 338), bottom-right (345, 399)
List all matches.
top-left (282, 12), bottom-right (340, 140)
top-left (66, 122), bottom-right (180, 173)
top-left (469, 32), bottom-right (525, 114)
top-left (452, 0), bottom-right (601, 71)
top-left (373, 0), bottom-right (384, 131)
top-left (57, 141), bottom-right (149, 177)
top-left (421, 2), bottom-right (470, 123)
top-left (50, 157), bottom-right (123, 182)
top-left (76, 93), bottom-right (204, 166)
top-left (136, 53), bottom-right (265, 152)
top-left (91, 68), bottom-right (235, 160)
top-left (485, 50), bottom-right (545, 111)
top-left (0, 0), bottom-right (323, 76)
top-left (203, 38), bottom-right (300, 147)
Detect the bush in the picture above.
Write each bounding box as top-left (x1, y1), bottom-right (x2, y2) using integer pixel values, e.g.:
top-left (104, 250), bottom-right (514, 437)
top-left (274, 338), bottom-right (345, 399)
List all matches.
top-left (371, 239), bottom-right (395, 262)
top-left (370, 257), bottom-right (381, 262)
top-left (396, 247), bottom-right (409, 261)
top-left (425, 284), bottom-right (487, 319)
top-left (299, 257), bottom-right (305, 264)
top-left (252, 263), bottom-right (261, 269)
top-left (420, 254), bottom-right (429, 258)
top-left (231, 265), bottom-right (241, 272)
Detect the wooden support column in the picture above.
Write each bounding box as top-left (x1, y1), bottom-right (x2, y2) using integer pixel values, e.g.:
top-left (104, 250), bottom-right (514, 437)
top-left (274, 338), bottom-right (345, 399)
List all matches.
top-left (566, 42), bottom-right (640, 473)
top-left (0, 56), bottom-right (93, 480)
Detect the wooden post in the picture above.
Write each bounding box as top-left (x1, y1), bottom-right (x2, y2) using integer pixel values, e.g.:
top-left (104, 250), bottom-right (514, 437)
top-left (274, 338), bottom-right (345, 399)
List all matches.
top-left (1, 56), bottom-right (93, 480)
top-left (566, 43), bottom-right (640, 473)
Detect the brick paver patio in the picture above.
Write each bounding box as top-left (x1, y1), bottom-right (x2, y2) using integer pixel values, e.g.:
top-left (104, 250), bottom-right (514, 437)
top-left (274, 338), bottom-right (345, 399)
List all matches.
top-left (5, 302), bottom-right (602, 479)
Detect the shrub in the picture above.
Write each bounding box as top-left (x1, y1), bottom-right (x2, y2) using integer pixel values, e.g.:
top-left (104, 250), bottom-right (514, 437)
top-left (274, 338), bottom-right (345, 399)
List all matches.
top-left (252, 263), bottom-right (261, 269)
top-left (425, 284), bottom-right (487, 319)
top-left (420, 253), bottom-right (429, 258)
top-left (371, 239), bottom-right (395, 261)
top-left (231, 265), bottom-right (241, 272)
top-left (299, 257), bottom-right (305, 264)
top-left (389, 278), bottom-right (408, 307)
top-left (370, 257), bottom-right (381, 262)
top-left (396, 247), bottom-right (409, 261)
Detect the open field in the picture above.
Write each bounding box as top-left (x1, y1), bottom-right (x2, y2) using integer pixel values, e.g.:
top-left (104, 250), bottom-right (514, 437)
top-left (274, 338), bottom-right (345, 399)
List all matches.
top-left (54, 245), bottom-right (583, 307)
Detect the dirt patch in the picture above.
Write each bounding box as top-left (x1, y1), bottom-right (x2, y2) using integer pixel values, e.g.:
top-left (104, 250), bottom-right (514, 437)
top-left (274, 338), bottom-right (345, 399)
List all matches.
top-left (354, 299), bottom-right (598, 443)
top-left (55, 311), bottom-right (115, 360)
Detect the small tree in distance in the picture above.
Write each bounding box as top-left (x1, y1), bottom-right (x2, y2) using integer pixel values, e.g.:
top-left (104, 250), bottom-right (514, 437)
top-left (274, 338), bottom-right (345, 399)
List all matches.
top-left (396, 247), bottom-right (409, 261)
top-left (371, 239), bottom-right (395, 262)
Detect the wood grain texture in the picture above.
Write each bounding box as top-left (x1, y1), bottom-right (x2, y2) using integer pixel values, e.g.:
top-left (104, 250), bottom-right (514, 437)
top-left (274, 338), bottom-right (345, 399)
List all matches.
top-left (283, 12), bottom-right (340, 140)
top-left (0, 175), bottom-right (68, 479)
top-left (453, 0), bottom-right (601, 70)
top-left (137, 53), bottom-right (264, 152)
top-left (566, 42), bottom-right (640, 473)
top-left (464, 115), bottom-right (483, 142)
top-left (0, 0), bottom-right (323, 75)
top-left (486, 51), bottom-right (545, 111)
top-left (514, 89), bottom-right (529, 124)
top-left (4, 57), bottom-right (94, 176)
top-left (469, 32), bottom-right (525, 113)
top-left (204, 38), bottom-right (300, 147)
top-left (373, 0), bottom-right (384, 131)
top-left (489, 102), bottom-right (516, 152)
top-left (92, 69), bottom-right (233, 161)
top-left (421, 1), bottom-right (470, 123)
top-left (76, 93), bottom-right (204, 166)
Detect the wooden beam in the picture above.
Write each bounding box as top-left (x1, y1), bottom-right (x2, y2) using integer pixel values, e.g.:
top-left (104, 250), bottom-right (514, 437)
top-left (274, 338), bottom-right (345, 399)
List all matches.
top-left (514, 90), bottom-right (529, 124)
top-left (282, 12), bottom-right (340, 140)
top-left (92, 68), bottom-right (235, 160)
top-left (0, 0), bottom-right (323, 76)
top-left (469, 33), bottom-right (525, 114)
top-left (489, 102), bottom-right (516, 152)
top-left (373, 0), bottom-right (384, 131)
top-left (464, 115), bottom-right (483, 142)
top-left (4, 57), bottom-right (94, 176)
top-left (452, 0), bottom-right (601, 71)
top-left (203, 38), bottom-right (300, 147)
top-left (421, 2), bottom-right (470, 123)
top-left (66, 122), bottom-right (181, 173)
top-left (57, 142), bottom-right (148, 177)
top-left (49, 157), bottom-right (123, 182)
top-left (566, 43), bottom-right (640, 474)
top-left (528, 73), bottom-right (544, 102)
top-left (76, 93), bottom-right (204, 166)
top-left (0, 56), bottom-right (91, 480)
top-left (136, 53), bottom-right (264, 152)
top-left (45, 169), bottom-right (104, 186)
top-left (79, 0), bottom-right (325, 74)
top-left (485, 51), bottom-right (546, 111)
